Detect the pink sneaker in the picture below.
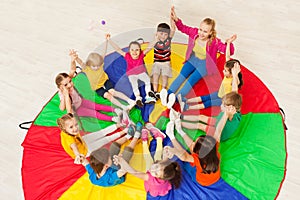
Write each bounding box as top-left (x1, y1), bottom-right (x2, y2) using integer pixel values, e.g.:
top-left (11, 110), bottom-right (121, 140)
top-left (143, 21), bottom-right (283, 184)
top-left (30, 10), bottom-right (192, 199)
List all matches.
top-left (150, 128), bottom-right (166, 139)
top-left (141, 129), bottom-right (149, 142)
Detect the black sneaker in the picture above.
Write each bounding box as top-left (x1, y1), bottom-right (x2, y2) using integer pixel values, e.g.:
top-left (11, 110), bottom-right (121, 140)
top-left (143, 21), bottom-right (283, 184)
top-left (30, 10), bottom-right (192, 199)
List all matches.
top-left (155, 92), bottom-right (160, 100)
top-left (136, 99), bottom-right (144, 108)
top-left (148, 91), bottom-right (158, 100)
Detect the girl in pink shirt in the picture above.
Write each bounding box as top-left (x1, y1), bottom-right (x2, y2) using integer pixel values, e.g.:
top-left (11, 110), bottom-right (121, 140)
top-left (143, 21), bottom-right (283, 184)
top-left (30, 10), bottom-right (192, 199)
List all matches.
top-left (113, 147), bottom-right (181, 197)
top-left (107, 34), bottom-right (157, 107)
top-left (168, 6), bottom-right (237, 98)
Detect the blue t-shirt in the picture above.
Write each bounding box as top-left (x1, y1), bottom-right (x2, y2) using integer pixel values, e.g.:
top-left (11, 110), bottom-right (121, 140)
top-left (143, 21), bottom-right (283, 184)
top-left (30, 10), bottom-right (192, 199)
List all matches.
top-left (85, 164), bottom-right (125, 187)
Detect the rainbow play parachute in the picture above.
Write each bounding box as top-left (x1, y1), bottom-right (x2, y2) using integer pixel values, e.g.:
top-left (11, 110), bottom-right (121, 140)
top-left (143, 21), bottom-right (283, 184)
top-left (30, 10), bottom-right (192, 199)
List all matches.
top-left (21, 29), bottom-right (286, 200)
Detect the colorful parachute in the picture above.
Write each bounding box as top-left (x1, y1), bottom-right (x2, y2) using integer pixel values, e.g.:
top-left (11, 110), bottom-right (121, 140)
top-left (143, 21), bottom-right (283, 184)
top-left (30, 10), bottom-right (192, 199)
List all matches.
top-left (21, 43), bottom-right (286, 200)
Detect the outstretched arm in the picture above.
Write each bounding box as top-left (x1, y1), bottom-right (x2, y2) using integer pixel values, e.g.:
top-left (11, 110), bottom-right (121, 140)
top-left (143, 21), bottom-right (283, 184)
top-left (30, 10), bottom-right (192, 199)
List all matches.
top-left (70, 143), bottom-right (85, 164)
top-left (113, 155), bottom-right (149, 180)
top-left (225, 34), bottom-right (237, 59)
top-left (169, 15), bottom-right (176, 38)
top-left (69, 49), bottom-right (78, 78)
top-left (106, 34), bottom-right (126, 57)
top-left (165, 121), bottom-right (194, 162)
top-left (102, 38), bottom-right (109, 59)
top-left (143, 35), bottom-right (159, 55)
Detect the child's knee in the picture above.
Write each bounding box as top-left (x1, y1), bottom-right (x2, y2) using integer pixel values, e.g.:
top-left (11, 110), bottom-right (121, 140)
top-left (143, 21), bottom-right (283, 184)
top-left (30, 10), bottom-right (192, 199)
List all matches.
top-left (108, 88), bottom-right (115, 95)
top-left (104, 92), bottom-right (112, 100)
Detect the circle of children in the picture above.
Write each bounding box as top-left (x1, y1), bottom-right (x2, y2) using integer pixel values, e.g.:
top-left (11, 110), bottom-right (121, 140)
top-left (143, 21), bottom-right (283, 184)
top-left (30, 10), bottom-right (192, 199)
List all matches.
top-left (56, 7), bottom-right (243, 197)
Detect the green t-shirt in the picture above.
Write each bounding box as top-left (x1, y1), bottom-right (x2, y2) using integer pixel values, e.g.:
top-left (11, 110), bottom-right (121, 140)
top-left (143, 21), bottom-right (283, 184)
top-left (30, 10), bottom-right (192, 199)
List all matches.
top-left (216, 111), bottom-right (242, 142)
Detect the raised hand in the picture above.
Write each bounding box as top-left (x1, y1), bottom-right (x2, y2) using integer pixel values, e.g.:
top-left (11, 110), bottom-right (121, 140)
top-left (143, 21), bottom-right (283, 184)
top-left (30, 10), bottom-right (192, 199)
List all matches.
top-left (225, 105), bottom-right (237, 118)
top-left (69, 49), bottom-right (78, 62)
top-left (170, 6), bottom-right (178, 22)
top-left (226, 34), bottom-right (237, 44)
top-left (105, 33), bottom-right (111, 40)
top-left (231, 62), bottom-right (241, 76)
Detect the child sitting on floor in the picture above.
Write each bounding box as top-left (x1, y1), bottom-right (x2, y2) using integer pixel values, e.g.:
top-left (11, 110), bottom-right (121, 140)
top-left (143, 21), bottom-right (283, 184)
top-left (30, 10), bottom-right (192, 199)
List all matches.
top-left (175, 92), bottom-right (242, 142)
top-left (70, 46), bottom-right (136, 111)
top-left (81, 122), bottom-right (143, 186)
top-left (150, 21), bottom-right (175, 100)
top-left (55, 51), bottom-right (122, 122)
top-left (113, 130), bottom-right (181, 197)
top-left (106, 33), bottom-right (157, 107)
top-left (57, 113), bottom-right (126, 163)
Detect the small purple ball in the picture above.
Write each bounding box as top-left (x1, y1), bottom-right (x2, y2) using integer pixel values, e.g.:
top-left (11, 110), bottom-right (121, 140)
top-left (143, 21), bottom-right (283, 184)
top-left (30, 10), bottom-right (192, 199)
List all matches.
top-left (101, 20), bottom-right (106, 25)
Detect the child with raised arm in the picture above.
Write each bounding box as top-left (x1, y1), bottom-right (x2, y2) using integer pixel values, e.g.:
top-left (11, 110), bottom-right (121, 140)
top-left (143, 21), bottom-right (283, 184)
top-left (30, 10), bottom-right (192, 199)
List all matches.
top-left (174, 91), bottom-right (242, 142)
top-left (81, 123), bottom-right (142, 187)
top-left (71, 44), bottom-right (136, 111)
top-left (57, 113), bottom-right (125, 163)
top-left (178, 40), bottom-right (243, 111)
top-left (150, 21), bottom-right (175, 100)
top-left (164, 120), bottom-right (221, 186)
top-left (106, 34), bottom-right (157, 107)
top-left (55, 51), bottom-right (122, 122)
top-left (167, 6), bottom-right (237, 98)
top-left (113, 145), bottom-right (181, 197)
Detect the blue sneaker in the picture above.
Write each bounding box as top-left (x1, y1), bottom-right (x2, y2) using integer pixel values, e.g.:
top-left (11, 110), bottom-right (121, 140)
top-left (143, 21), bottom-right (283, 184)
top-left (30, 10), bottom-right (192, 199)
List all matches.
top-left (127, 124), bottom-right (135, 137)
top-left (136, 121), bottom-right (143, 132)
top-left (133, 121), bottom-right (143, 138)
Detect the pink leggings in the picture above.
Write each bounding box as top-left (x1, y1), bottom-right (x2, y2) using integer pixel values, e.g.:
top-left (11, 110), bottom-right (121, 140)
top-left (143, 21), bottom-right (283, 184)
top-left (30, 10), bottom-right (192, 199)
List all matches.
top-left (76, 99), bottom-right (115, 121)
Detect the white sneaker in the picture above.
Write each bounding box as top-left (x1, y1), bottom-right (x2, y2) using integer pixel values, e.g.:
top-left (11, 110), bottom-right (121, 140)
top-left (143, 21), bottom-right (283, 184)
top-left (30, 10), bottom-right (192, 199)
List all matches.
top-left (169, 108), bottom-right (179, 122)
top-left (167, 93), bottom-right (176, 109)
top-left (160, 89), bottom-right (168, 106)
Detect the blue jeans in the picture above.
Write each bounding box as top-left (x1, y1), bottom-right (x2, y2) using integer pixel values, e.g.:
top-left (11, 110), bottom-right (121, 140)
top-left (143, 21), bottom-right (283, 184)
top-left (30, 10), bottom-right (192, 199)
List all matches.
top-left (201, 91), bottom-right (222, 108)
top-left (168, 55), bottom-right (207, 97)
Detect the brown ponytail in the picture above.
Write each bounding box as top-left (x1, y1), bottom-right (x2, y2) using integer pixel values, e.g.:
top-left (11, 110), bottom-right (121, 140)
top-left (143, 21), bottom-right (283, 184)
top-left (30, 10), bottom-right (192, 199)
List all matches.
top-left (161, 160), bottom-right (182, 189)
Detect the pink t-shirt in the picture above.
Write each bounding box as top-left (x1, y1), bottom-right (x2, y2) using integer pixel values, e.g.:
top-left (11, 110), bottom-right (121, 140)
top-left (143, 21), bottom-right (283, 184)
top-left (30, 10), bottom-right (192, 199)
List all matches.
top-left (144, 171), bottom-right (172, 197)
top-left (58, 88), bottom-right (82, 109)
top-left (124, 52), bottom-right (147, 76)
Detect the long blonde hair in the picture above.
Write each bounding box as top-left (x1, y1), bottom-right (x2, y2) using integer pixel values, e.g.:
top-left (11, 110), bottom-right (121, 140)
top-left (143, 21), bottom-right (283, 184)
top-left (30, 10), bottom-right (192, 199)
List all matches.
top-left (202, 18), bottom-right (217, 45)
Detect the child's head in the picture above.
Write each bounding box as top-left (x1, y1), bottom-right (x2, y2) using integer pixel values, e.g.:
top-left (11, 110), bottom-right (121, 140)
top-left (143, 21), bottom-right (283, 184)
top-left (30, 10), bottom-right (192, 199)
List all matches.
top-left (224, 59), bottom-right (244, 88)
top-left (193, 135), bottom-right (219, 174)
top-left (199, 18), bottom-right (216, 43)
top-left (222, 92), bottom-right (242, 112)
top-left (149, 159), bottom-right (181, 188)
top-left (157, 23), bottom-right (171, 41)
top-left (55, 72), bottom-right (74, 91)
top-left (86, 52), bottom-right (104, 71)
top-left (57, 113), bottom-right (78, 135)
top-left (90, 148), bottom-right (112, 175)
top-left (128, 41), bottom-right (142, 60)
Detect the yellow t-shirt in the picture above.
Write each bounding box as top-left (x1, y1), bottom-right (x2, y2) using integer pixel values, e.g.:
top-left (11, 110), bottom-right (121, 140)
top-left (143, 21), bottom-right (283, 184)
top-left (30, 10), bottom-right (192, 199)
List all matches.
top-left (82, 65), bottom-right (108, 91)
top-left (60, 131), bottom-right (88, 159)
top-left (193, 39), bottom-right (206, 60)
top-left (218, 77), bottom-right (233, 98)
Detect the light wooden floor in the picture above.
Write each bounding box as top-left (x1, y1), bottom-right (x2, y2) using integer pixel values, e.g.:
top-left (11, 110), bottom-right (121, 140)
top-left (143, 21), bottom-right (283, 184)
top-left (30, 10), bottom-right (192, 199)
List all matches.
top-left (1, 0), bottom-right (299, 199)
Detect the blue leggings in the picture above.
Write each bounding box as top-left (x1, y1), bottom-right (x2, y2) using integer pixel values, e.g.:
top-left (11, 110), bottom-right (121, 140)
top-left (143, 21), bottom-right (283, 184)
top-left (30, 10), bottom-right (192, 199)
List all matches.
top-left (201, 91), bottom-right (222, 108)
top-left (168, 55), bottom-right (207, 97)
